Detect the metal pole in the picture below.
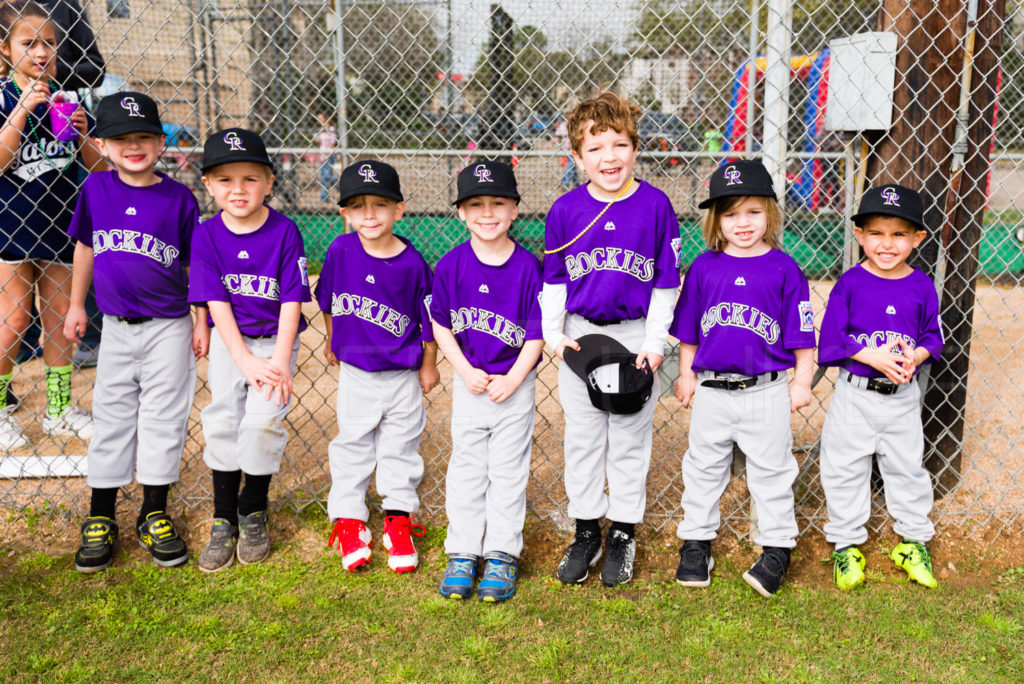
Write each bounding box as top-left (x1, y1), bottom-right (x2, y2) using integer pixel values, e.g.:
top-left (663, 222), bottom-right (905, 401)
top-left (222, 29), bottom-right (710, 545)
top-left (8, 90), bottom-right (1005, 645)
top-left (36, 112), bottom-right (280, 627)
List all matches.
top-left (762, 0), bottom-right (792, 208)
top-left (744, 0), bottom-right (760, 158)
top-left (445, 0), bottom-right (454, 205)
top-left (331, 0), bottom-right (349, 169)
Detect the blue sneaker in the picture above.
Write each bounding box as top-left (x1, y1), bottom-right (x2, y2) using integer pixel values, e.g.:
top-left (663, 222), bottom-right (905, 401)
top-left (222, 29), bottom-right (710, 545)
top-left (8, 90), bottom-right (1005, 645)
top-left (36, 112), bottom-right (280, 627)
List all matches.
top-left (477, 551), bottom-right (518, 603)
top-left (439, 554), bottom-right (478, 599)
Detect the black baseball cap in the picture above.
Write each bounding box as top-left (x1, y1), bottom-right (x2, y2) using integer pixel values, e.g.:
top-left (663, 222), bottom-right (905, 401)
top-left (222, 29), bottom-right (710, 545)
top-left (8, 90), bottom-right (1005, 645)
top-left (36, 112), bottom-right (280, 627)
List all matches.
top-left (563, 334), bottom-right (654, 415)
top-left (337, 159), bottom-right (403, 206)
top-left (698, 159), bottom-right (777, 209)
top-left (454, 160), bottom-right (520, 205)
top-left (93, 91), bottom-right (164, 138)
top-left (201, 128), bottom-right (273, 173)
top-left (851, 184), bottom-right (925, 231)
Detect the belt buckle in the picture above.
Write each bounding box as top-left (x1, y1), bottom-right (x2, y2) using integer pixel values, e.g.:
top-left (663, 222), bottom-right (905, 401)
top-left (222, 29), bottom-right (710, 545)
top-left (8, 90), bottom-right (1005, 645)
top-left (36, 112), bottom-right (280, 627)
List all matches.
top-left (732, 379), bottom-right (748, 390)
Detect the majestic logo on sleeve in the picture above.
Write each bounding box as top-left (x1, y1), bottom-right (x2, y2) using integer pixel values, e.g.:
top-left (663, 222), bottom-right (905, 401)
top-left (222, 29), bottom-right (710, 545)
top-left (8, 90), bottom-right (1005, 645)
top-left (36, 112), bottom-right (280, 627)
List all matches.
top-left (881, 187), bottom-right (900, 206)
top-left (450, 307), bottom-right (526, 348)
top-left (724, 165), bottom-right (742, 185)
top-left (297, 257), bottom-right (308, 287)
top-left (700, 303), bottom-right (780, 344)
top-left (221, 273), bottom-right (280, 300)
top-left (92, 229), bottom-right (180, 267)
top-left (473, 164), bottom-right (492, 182)
top-left (120, 96), bottom-right (143, 117)
top-left (358, 163), bottom-right (378, 183)
top-left (224, 132), bottom-right (245, 151)
top-left (564, 248), bottom-right (654, 282)
top-left (330, 293), bottom-right (409, 337)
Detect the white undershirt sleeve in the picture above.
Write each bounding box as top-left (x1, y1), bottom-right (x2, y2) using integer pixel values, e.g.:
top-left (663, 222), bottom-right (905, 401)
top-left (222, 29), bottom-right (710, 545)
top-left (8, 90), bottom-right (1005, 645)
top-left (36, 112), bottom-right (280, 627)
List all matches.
top-left (641, 286), bottom-right (679, 355)
top-left (541, 282), bottom-right (568, 351)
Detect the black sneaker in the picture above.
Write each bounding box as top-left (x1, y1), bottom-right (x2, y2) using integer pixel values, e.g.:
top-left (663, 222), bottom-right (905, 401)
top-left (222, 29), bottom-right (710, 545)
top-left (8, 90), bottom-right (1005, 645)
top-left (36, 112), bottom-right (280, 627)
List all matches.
top-left (137, 511), bottom-right (188, 567)
top-left (742, 546), bottom-right (791, 598)
top-left (600, 529), bottom-right (636, 587)
top-left (75, 516), bottom-right (118, 573)
top-left (556, 528), bottom-right (603, 585)
top-left (675, 539), bottom-right (714, 587)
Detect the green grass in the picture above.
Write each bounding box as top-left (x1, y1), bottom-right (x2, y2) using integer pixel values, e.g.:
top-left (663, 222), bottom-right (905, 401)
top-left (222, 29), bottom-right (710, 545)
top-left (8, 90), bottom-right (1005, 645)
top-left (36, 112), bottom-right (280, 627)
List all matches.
top-left (2, 526), bottom-right (1023, 682)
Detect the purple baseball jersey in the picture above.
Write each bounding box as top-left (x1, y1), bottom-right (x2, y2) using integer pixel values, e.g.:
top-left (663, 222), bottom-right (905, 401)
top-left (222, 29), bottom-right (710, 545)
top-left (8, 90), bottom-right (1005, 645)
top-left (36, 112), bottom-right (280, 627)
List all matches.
top-left (818, 263), bottom-right (942, 378)
top-left (67, 171), bottom-right (199, 319)
top-left (543, 181), bottom-right (680, 322)
top-left (670, 249), bottom-right (816, 375)
top-left (315, 232), bottom-right (433, 372)
top-left (430, 240), bottom-right (542, 375)
top-left (189, 208), bottom-right (311, 336)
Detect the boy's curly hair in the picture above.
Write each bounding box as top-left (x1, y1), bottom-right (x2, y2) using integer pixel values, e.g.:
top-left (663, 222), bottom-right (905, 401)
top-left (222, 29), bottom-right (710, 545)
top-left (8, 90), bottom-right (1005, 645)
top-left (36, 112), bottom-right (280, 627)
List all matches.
top-left (566, 90), bottom-right (641, 154)
top-left (701, 195), bottom-right (783, 252)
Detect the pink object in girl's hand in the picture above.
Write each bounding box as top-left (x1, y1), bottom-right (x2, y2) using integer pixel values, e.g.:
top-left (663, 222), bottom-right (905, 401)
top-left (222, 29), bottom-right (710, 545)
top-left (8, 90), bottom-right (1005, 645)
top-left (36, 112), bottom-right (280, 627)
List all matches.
top-left (49, 91), bottom-right (79, 141)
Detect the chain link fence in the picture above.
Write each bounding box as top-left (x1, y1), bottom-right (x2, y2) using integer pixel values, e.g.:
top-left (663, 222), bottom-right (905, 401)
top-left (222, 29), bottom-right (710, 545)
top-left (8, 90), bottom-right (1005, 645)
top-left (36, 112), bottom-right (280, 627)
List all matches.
top-left (1, 0), bottom-right (1021, 542)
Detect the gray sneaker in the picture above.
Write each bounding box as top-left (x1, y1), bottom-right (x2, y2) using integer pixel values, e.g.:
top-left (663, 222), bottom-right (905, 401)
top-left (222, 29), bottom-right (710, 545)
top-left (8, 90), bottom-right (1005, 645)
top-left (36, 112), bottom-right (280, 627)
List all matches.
top-left (198, 518), bottom-right (238, 573)
top-left (237, 510), bottom-right (270, 564)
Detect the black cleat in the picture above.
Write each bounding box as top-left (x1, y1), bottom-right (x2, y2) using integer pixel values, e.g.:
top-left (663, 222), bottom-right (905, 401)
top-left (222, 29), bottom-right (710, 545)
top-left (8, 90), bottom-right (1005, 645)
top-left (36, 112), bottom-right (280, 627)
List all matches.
top-left (137, 511), bottom-right (188, 568)
top-left (75, 516), bottom-right (118, 573)
top-left (556, 528), bottom-right (602, 585)
top-left (675, 539), bottom-right (714, 587)
top-left (600, 529), bottom-right (636, 587)
top-left (742, 546), bottom-right (791, 598)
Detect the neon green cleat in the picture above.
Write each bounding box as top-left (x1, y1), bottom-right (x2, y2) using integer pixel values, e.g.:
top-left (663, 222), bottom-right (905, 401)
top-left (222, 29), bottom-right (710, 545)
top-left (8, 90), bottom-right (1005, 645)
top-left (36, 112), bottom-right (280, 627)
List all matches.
top-left (890, 540), bottom-right (938, 588)
top-left (831, 546), bottom-right (866, 590)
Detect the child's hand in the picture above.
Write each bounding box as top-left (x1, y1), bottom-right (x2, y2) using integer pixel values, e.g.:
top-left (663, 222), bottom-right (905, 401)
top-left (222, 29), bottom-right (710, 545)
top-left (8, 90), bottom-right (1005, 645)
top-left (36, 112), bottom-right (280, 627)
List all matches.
top-left (554, 336), bottom-right (580, 361)
top-left (674, 371), bottom-right (697, 407)
top-left (485, 374), bottom-right (521, 403)
top-left (635, 350), bottom-right (662, 373)
top-left (268, 357), bottom-right (293, 407)
top-left (70, 106), bottom-right (89, 139)
top-left (856, 339), bottom-right (914, 384)
top-left (324, 347), bottom-right (338, 367)
top-left (16, 80), bottom-right (49, 115)
top-left (63, 305), bottom-right (88, 344)
top-left (789, 382), bottom-right (812, 413)
top-left (240, 353), bottom-right (283, 397)
top-left (461, 367), bottom-right (490, 394)
top-left (419, 363), bottom-right (440, 394)
top-left (192, 322), bottom-right (210, 358)
top-left (899, 346), bottom-right (930, 380)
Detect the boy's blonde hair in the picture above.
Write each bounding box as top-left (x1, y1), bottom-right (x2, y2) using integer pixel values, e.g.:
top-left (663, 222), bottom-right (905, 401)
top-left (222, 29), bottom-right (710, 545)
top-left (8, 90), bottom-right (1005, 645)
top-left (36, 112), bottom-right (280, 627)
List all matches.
top-left (701, 195), bottom-right (783, 252)
top-left (567, 91), bottom-right (641, 154)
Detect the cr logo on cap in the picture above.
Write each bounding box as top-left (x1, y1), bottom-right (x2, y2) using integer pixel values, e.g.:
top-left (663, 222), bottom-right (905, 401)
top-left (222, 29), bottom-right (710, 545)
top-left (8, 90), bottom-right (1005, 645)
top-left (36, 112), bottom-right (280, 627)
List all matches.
top-left (120, 96), bottom-right (143, 118)
top-left (724, 165), bottom-right (742, 186)
top-left (473, 164), bottom-right (493, 183)
top-left (881, 187), bottom-right (901, 206)
top-left (358, 163), bottom-right (379, 183)
top-left (224, 131), bottom-right (245, 151)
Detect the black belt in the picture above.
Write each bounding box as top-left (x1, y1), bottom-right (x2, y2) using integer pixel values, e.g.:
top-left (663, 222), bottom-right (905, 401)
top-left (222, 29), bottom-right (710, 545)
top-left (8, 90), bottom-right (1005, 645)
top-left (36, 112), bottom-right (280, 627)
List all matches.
top-left (117, 316), bottom-right (152, 325)
top-left (583, 316), bottom-right (630, 327)
top-left (700, 371), bottom-right (779, 391)
top-left (848, 373), bottom-right (900, 395)
top-left (244, 332), bottom-right (276, 339)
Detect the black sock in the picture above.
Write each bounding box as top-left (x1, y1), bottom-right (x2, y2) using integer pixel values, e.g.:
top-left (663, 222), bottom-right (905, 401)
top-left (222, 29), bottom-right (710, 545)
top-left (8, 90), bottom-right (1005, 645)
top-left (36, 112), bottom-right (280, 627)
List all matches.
top-left (238, 473), bottom-right (272, 516)
top-left (609, 521), bottom-right (635, 538)
top-left (576, 518), bottom-right (601, 536)
top-left (89, 487), bottom-right (118, 519)
top-left (136, 484), bottom-right (170, 528)
top-left (384, 509), bottom-right (409, 519)
top-left (212, 469), bottom-right (242, 524)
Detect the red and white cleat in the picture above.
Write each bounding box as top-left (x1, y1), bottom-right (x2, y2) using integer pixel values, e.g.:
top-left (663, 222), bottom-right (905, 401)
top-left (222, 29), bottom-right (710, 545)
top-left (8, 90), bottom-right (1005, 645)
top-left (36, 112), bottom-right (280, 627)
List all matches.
top-left (328, 518), bottom-right (372, 571)
top-left (382, 515), bottom-right (426, 574)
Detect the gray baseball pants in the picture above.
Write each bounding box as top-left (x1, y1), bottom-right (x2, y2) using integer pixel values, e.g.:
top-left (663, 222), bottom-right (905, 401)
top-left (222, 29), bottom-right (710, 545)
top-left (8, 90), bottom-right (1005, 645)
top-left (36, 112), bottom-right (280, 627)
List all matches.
top-left (87, 315), bottom-right (196, 488)
top-left (201, 332), bottom-right (300, 475)
top-left (326, 362), bottom-right (425, 522)
top-left (444, 370), bottom-right (536, 557)
top-left (676, 374), bottom-right (799, 548)
top-left (821, 371), bottom-right (934, 548)
top-left (559, 314), bottom-right (658, 524)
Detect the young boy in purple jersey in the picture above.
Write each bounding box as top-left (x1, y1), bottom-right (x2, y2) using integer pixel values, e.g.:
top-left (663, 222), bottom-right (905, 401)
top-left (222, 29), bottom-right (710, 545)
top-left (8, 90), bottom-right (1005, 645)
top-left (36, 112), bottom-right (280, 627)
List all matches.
top-left (542, 91), bottom-right (681, 587)
top-left (670, 160), bottom-right (815, 598)
top-left (64, 92), bottom-right (204, 572)
top-left (190, 128), bottom-right (311, 572)
top-left (317, 159), bottom-right (439, 574)
top-left (818, 185), bottom-right (943, 591)
top-left (431, 161), bottom-right (543, 602)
